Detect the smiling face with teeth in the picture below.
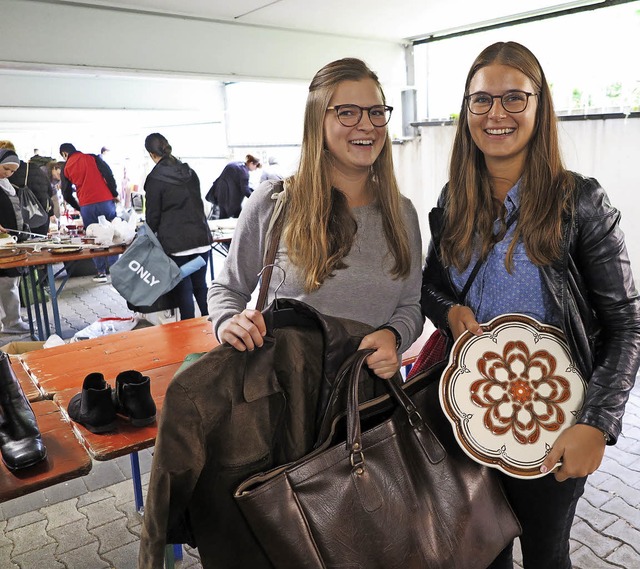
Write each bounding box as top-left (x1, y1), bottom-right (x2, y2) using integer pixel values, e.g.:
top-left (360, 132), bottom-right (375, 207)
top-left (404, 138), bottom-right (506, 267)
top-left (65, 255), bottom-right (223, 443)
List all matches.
top-left (324, 78), bottom-right (387, 199)
top-left (467, 63), bottom-right (538, 184)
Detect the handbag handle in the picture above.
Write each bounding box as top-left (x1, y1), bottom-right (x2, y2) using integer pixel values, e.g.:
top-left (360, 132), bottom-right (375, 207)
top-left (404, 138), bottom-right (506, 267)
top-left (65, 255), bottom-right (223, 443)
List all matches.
top-left (339, 350), bottom-right (446, 470)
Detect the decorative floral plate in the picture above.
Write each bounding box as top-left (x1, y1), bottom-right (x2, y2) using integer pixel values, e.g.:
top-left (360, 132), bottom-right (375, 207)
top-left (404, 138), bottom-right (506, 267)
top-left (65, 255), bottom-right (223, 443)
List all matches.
top-left (440, 313), bottom-right (587, 479)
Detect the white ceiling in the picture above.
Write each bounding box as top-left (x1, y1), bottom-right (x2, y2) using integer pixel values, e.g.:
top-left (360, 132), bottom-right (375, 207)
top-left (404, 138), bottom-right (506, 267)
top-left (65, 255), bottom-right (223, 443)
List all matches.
top-left (49, 0), bottom-right (603, 42)
top-left (3, 0), bottom-right (612, 146)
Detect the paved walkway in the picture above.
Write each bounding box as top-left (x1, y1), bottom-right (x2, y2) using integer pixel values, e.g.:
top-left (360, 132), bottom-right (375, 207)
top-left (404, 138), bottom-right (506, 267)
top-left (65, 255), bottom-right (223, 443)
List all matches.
top-left (0, 265), bottom-right (639, 568)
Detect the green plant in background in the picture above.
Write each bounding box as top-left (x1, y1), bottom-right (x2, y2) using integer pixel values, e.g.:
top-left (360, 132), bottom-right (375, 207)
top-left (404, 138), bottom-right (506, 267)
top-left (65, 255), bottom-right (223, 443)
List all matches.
top-left (572, 88), bottom-right (583, 109)
top-left (631, 86), bottom-right (640, 112)
top-left (605, 82), bottom-right (622, 108)
top-left (606, 82), bottom-right (622, 99)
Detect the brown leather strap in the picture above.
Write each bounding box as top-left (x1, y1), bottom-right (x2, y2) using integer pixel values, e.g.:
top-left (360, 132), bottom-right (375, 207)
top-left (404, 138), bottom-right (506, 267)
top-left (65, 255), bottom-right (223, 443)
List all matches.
top-left (255, 195), bottom-right (287, 311)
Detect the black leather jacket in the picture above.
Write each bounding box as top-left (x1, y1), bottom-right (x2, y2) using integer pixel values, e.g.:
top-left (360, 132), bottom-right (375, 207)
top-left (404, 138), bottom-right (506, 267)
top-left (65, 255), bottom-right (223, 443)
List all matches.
top-left (421, 174), bottom-right (640, 444)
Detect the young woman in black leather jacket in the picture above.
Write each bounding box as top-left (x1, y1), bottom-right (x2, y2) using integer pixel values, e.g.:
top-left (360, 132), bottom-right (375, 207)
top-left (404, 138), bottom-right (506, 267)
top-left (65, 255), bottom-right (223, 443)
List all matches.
top-left (421, 41), bottom-right (640, 569)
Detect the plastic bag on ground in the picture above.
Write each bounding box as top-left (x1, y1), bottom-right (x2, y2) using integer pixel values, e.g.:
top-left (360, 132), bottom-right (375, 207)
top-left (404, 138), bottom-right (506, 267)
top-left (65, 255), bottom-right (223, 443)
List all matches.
top-left (43, 334), bottom-right (65, 349)
top-left (71, 316), bottom-right (139, 342)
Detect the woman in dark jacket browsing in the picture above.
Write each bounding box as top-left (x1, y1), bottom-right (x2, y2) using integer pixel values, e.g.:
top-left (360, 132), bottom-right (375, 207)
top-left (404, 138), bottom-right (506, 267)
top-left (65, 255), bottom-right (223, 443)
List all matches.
top-left (207, 154), bottom-right (261, 219)
top-left (144, 133), bottom-right (211, 320)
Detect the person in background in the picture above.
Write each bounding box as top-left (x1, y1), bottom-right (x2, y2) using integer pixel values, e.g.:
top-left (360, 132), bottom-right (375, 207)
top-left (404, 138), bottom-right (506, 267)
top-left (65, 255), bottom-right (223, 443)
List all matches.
top-left (206, 154), bottom-right (261, 219)
top-left (421, 41), bottom-right (640, 568)
top-left (45, 161), bottom-right (63, 219)
top-left (208, 57), bottom-right (424, 379)
top-left (0, 149), bottom-right (30, 334)
top-left (99, 146), bottom-right (112, 165)
top-left (144, 133), bottom-right (211, 320)
top-left (259, 156), bottom-right (285, 183)
top-left (0, 140), bottom-right (52, 236)
top-left (59, 142), bottom-right (119, 282)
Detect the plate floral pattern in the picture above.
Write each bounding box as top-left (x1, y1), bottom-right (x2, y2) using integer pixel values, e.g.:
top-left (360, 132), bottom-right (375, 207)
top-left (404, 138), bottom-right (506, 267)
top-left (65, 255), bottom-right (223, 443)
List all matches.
top-left (440, 314), bottom-right (587, 478)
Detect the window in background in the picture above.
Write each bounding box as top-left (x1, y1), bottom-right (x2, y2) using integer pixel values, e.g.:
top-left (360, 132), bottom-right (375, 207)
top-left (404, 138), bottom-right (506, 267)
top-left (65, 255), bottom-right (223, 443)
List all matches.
top-left (224, 81), bottom-right (309, 179)
top-left (414, 1), bottom-right (640, 120)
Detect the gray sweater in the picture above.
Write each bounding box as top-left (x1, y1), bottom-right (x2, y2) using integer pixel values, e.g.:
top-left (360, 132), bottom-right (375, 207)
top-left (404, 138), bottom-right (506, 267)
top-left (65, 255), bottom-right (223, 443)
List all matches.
top-left (207, 181), bottom-right (424, 352)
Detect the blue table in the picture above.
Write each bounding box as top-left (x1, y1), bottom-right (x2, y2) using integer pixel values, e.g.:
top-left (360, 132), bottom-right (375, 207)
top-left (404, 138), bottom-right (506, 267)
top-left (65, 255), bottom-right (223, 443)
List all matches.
top-left (3, 245), bottom-right (126, 340)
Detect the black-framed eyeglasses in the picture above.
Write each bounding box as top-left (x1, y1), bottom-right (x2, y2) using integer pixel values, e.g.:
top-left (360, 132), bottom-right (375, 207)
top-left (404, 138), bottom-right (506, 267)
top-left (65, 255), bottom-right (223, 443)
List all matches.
top-left (326, 104), bottom-right (393, 127)
top-left (465, 90), bottom-right (538, 115)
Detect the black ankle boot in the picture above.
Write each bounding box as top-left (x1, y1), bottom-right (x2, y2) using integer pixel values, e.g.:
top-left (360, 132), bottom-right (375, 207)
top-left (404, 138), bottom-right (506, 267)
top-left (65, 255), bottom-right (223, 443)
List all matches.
top-left (67, 373), bottom-right (117, 434)
top-left (0, 352), bottom-right (47, 470)
top-left (113, 370), bottom-right (156, 427)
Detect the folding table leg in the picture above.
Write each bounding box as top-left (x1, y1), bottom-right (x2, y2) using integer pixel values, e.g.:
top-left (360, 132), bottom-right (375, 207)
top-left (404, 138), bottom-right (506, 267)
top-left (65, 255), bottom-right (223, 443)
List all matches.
top-left (20, 278), bottom-right (37, 340)
top-left (26, 268), bottom-right (45, 340)
top-left (46, 264), bottom-right (63, 337)
top-left (130, 452), bottom-right (144, 514)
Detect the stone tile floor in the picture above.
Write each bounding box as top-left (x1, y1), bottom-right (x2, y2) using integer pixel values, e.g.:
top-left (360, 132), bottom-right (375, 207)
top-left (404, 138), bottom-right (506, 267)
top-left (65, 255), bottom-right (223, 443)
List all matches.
top-left (0, 265), bottom-right (639, 568)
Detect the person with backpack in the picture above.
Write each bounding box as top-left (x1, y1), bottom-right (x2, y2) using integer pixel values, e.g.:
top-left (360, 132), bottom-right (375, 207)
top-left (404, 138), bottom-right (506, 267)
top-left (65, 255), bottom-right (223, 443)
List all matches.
top-left (59, 142), bottom-right (119, 282)
top-left (0, 141), bottom-right (52, 235)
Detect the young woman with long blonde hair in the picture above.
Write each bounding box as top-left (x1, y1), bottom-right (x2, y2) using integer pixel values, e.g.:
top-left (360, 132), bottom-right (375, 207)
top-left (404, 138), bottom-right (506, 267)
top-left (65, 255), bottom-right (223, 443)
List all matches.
top-left (208, 57), bottom-right (423, 378)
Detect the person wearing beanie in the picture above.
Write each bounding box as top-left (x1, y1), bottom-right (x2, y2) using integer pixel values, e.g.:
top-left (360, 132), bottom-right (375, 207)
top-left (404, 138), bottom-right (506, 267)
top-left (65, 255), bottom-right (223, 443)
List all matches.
top-left (0, 148), bottom-right (30, 334)
top-left (59, 142), bottom-right (119, 283)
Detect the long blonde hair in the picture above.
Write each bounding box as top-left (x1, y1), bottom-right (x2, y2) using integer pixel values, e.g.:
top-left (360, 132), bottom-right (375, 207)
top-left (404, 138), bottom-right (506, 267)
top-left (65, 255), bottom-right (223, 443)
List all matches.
top-left (443, 42), bottom-right (575, 272)
top-left (284, 57), bottom-right (411, 292)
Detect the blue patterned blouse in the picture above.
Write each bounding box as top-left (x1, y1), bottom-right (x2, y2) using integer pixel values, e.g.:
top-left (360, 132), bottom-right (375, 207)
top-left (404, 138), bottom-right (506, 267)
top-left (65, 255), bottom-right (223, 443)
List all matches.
top-left (449, 181), bottom-right (560, 327)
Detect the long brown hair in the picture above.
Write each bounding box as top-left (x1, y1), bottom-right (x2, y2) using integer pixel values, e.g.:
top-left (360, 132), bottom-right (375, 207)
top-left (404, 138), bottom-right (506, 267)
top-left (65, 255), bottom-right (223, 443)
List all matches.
top-left (442, 41), bottom-right (574, 272)
top-left (284, 57), bottom-right (411, 292)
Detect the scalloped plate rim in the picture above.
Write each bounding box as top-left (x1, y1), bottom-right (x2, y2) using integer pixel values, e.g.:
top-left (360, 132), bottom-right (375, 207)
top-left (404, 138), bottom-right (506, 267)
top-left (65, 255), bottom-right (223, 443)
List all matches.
top-left (439, 313), bottom-right (587, 479)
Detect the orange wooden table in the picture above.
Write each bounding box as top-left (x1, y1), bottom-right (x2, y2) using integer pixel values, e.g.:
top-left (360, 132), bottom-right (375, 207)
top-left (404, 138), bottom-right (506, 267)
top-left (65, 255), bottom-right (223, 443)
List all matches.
top-left (0, 400), bottom-right (92, 502)
top-left (18, 316), bottom-right (218, 457)
top-left (18, 316), bottom-right (216, 400)
top-left (16, 317), bottom-right (218, 514)
top-left (10, 355), bottom-right (44, 402)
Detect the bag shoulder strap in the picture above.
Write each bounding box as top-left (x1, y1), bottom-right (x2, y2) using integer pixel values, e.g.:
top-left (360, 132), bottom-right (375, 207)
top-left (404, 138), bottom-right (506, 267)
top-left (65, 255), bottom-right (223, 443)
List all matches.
top-left (459, 211), bottom-right (519, 302)
top-left (256, 182), bottom-right (287, 311)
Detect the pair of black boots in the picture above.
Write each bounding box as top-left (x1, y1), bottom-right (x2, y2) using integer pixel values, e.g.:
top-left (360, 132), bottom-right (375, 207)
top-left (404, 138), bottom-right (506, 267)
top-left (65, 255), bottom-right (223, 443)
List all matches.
top-left (0, 351), bottom-right (47, 470)
top-left (68, 370), bottom-right (156, 434)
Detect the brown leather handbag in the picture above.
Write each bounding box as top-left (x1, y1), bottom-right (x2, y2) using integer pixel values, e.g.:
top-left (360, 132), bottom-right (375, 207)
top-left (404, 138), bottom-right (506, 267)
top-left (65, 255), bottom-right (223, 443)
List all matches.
top-left (234, 350), bottom-right (521, 569)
